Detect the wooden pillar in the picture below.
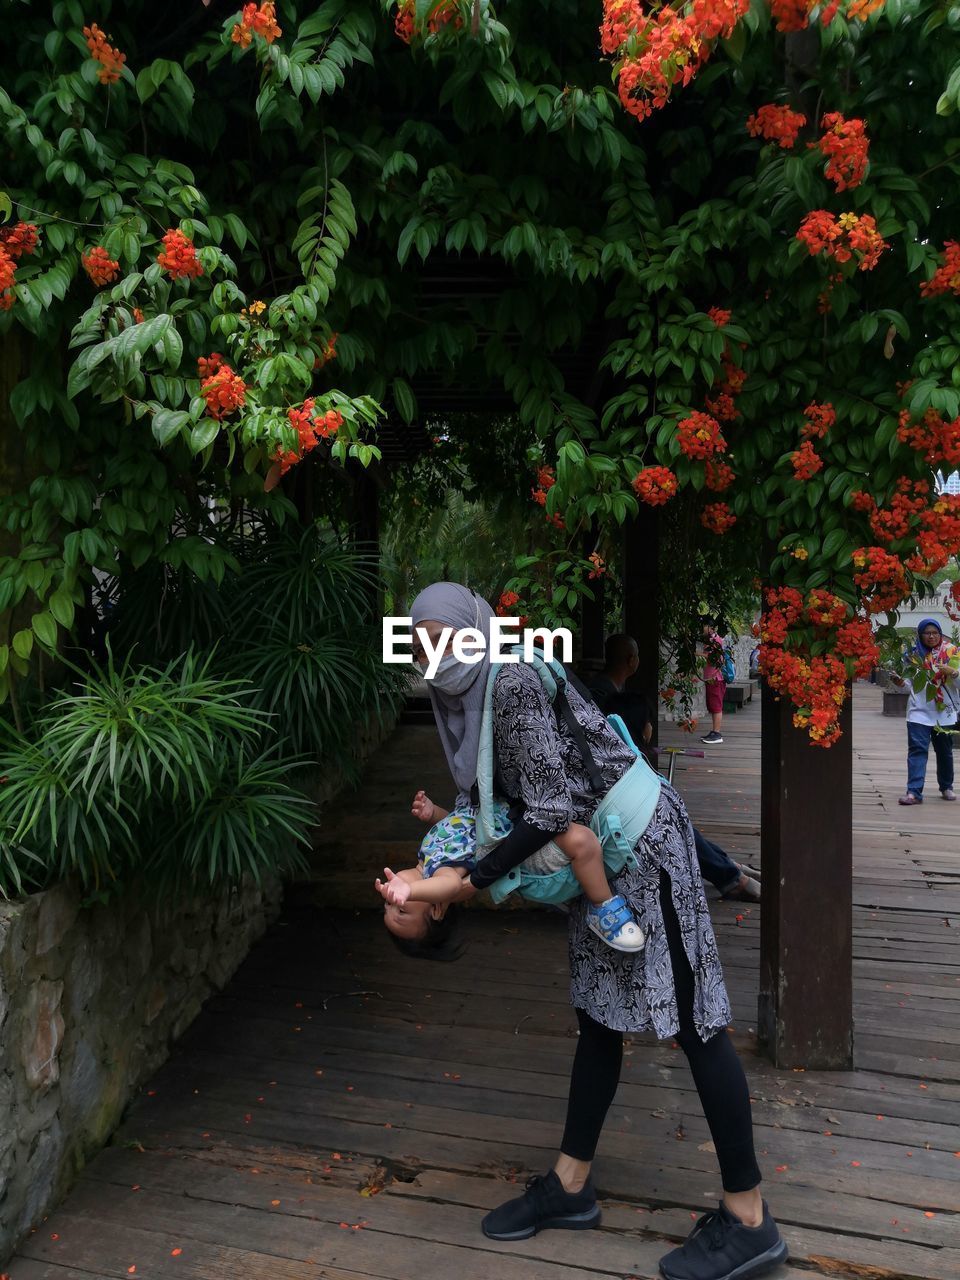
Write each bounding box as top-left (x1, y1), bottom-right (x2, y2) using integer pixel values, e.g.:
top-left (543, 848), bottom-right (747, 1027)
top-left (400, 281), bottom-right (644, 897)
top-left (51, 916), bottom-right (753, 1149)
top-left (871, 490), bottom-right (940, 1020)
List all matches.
top-left (349, 461), bottom-right (382, 618)
top-left (622, 506), bottom-right (659, 746)
top-left (759, 684), bottom-right (853, 1068)
top-left (579, 530), bottom-right (606, 667)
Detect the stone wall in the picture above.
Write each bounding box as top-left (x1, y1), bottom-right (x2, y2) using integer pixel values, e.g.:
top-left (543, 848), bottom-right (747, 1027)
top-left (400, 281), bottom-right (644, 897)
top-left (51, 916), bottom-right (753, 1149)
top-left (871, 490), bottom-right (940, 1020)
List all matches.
top-left (659, 630), bottom-right (758, 724)
top-left (0, 694), bottom-right (403, 1265)
top-left (0, 874), bottom-right (282, 1262)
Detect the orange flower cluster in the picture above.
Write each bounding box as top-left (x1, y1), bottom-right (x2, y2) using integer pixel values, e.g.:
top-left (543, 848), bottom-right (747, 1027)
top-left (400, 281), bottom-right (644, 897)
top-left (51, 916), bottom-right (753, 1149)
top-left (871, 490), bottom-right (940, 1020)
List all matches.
top-left (707, 306), bottom-right (731, 327)
top-left (817, 113), bottom-right (869, 192)
top-left (531, 464), bottom-right (556, 506)
top-left (897, 407), bottom-right (960, 467)
top-left (704, 459), bottom-right (735, 492)
top-left (232, 3), bottom-right (281, 47)
top-left (746, 103), bottom-right (806, 148)
top-left (946, 580), bottom-right (960, 623)
top-left (496, 590), bottom-right (520, 616)
top-left (767, 0), bottom-right (814, 30)
top-left (769, 0), bottom-right (883, 30)
top-left (700, 501), bottom-right (736, 534)
top-left (806, 589), bottom-right (847, 628)
top-left (0, 222), bottom-right (39, 310)
top-left (0, 249), bottom-right (14, 311)
top-left (705, 351), bottom-right (747, 422)
top-left (704, 391), bottom-right (736, 422)
top-left (197, 353), bottom-right (224, 379)
top-left (800, 401), bottom-right (835, 439)
top-left (850, 479), bottom-right (929, 544)
top-left (906, 495), bottom-right (960, 575)
top-left (796, 211), bottom-right (888, 271)
top-left (608, 0), bottom-right (748, 122)
top-left (758, 585), bottom-right (879, 746)
top-left (677, 410), bottom-right (726, 459)
top-left (0, 222), bottom-right (38, 260)
top-left (83, 23), bottom-right (126, 84)
top-left (200, 359), bottom-right (246, 421)
top-left (833, 617), bottom-right (879, 674)
top-left (791, 439), bottom-right (824, 481)
top-left (314, 333), bottom-right (338, 369)
top-left (588, 552), bottom-right (606, 579)
top-left (920, 242), bottom-right (960, 299)
top-left (158, 229), bottom-right (203, 280)
top-left (82, 245), bottom-right (120, 287)
top-left (851, 546), bottom-right (909, 613)
top-left (847, 0), bottom-right (886, 18)
top-left (600, 0), bottom-right (643, 52)
top-left (394, 0), bottom-right (462, 43)
top-left (274, 400), bottom-right (343, 477)
top-left (633, 465), bottom-right (679, 506)
top-left (545, 511), bottom-right (566, 530)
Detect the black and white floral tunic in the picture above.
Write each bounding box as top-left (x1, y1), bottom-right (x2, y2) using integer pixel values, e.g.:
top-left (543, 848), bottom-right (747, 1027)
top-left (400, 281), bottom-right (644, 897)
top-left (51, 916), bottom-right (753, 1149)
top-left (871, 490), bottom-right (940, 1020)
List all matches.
top-left (491, 662), bottom-right (732, 1042)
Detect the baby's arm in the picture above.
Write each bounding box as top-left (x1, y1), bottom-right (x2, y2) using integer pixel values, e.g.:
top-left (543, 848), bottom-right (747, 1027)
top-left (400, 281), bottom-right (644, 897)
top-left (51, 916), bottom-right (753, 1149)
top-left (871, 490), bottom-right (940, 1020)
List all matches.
top-left (411, 790), bottom-right (450, 824)
top-left (376, 865), bottom-right (475, 906)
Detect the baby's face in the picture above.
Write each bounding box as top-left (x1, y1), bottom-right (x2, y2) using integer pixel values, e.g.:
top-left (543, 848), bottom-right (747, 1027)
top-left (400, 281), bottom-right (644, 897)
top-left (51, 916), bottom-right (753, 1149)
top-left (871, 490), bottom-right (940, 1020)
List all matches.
top-left (383, 899), bottom-right (432, 941)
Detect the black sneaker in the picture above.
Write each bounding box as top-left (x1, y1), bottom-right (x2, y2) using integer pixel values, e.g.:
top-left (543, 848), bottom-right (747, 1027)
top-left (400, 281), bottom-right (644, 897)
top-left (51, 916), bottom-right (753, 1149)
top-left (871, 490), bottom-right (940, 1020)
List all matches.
top-left (481, 1170), bottom-right (601, 1240)
top-left (700, 731), bottom-right (724, 744)
top-left (658, 1201), bottom-right (787, 1280)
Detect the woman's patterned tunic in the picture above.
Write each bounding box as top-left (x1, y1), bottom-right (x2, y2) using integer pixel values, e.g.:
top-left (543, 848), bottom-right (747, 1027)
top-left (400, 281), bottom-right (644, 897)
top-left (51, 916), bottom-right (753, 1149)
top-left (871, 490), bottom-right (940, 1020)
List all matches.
top-left (491, 662), bottom-right (732, 1041)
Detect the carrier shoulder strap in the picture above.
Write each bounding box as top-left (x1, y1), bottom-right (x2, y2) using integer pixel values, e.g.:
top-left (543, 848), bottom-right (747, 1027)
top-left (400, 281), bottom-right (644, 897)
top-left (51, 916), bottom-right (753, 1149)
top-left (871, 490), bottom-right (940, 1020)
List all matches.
top-left (515, 646), bottom-right (606, 796)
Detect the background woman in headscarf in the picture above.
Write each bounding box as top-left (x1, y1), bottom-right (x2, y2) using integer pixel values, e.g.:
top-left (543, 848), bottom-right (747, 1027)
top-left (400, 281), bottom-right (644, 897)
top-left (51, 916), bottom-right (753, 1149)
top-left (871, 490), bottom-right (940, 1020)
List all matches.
top-left (892, 617), bottom-right (960, 805)
top-left (398, 581), bottom-right (787, 1280)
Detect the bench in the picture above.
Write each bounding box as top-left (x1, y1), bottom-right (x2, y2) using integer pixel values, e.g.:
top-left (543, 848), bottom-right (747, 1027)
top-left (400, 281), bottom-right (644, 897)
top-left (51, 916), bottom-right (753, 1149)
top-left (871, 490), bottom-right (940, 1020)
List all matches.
top-left (723, 682), bottom-right (752, 712)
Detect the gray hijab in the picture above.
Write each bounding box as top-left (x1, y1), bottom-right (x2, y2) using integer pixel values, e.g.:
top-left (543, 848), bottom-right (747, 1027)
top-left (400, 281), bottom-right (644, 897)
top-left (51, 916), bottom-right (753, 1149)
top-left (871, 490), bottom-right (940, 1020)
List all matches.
top-left (411, 581), bottom-right (495, 792)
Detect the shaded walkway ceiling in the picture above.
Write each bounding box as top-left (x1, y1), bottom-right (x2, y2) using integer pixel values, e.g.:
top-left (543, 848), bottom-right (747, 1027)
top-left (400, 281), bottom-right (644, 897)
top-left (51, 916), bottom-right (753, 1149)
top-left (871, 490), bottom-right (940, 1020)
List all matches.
top-left (371, 254), bottom-right (616, 462)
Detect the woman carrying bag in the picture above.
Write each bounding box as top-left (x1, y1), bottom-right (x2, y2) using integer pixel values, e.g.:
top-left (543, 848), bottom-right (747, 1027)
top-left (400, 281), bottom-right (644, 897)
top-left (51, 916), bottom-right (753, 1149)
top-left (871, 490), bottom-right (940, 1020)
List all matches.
top-left (404, 582), bottom-right (787, 1280)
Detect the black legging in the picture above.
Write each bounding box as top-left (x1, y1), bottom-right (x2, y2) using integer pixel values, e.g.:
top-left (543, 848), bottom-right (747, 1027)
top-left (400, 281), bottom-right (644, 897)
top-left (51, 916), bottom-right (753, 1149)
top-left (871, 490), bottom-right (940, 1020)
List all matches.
top-left (560, 870), bottom-right (762, 1193)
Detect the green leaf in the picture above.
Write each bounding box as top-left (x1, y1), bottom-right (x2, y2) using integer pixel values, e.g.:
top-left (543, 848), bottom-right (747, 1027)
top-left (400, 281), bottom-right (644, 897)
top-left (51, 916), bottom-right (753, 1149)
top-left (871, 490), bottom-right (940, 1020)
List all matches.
top-left (152, 409), bottom-right (191, 447)
top-left (190, 420), bottom-right (219, 453)
top-left (392, 377), bottom-right (416, 424)
top-left (48, 590), bottom-right (75, 629)
top-left (12, 629), bottom-right (34, 661)
top-left (31, 612), bottom-right (58, 650)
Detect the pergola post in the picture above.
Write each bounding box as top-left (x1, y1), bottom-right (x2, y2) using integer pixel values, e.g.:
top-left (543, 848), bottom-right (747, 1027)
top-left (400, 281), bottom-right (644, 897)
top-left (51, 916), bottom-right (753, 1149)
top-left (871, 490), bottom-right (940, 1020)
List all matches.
top-left (579, 530), bottom-right (606, 667)
top-left (349, 460), bottom-right (382, 617)
top-left (622, 506), bottom-right (659, 746)
top-left (759, 684), bottom-right (854, 1068)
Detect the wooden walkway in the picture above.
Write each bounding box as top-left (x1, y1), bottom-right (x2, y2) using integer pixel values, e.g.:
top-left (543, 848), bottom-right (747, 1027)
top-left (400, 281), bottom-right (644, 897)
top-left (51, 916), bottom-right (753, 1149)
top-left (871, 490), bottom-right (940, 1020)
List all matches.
top-left (9, 686), bottom-right (960, 1280)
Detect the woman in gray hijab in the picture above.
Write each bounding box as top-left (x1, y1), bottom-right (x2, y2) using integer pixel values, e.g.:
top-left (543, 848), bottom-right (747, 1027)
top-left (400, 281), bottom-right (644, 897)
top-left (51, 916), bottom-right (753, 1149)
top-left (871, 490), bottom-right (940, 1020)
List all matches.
top-left (378, 583), bottom-right (645, 955)
top-left (396, 581), bottom-right (786, 1280)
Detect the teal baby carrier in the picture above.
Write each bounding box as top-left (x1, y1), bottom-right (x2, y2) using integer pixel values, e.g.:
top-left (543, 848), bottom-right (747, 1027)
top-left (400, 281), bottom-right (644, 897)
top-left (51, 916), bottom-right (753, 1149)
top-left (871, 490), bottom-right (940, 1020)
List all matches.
top-left (475, 648), bottom-right (662, 906)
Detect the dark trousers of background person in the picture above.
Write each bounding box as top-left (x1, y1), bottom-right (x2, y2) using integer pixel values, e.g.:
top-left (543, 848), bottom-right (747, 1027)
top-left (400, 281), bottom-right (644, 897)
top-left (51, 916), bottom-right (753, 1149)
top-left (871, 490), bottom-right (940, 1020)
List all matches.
top-left (694, 827), bottom-right (741, 896)
top-left (906, 721), bottom-right (955, 798)
top-left (560, 869), bottom-right (761, 1192)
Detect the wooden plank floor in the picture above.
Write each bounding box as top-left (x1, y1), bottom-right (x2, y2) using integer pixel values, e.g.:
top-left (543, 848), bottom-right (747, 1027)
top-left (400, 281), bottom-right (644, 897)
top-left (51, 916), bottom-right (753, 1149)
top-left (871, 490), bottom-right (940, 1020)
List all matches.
top-left (9, 686), bottom-right (960, 1280)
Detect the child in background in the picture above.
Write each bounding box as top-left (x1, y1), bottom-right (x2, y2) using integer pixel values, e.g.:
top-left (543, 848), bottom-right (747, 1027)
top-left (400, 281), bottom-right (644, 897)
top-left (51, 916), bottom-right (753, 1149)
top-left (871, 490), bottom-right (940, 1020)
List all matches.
top-left (700, 621), bottom-right (726, 745)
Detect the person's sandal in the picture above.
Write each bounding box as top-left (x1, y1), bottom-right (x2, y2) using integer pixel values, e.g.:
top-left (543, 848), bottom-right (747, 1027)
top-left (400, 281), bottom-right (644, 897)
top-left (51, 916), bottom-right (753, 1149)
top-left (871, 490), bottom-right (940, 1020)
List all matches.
top-left (586, 894), bottom-right (645, 953)
top-left (898, 792), bottom-right (923, 805)
top-left (724, 873), bottom-right (761, 903)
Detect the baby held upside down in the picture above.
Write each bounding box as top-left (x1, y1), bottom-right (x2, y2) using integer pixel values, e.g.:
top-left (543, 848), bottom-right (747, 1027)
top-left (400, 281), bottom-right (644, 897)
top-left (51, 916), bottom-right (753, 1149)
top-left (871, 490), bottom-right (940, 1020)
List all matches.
top-left (374, 789), bottom-right (645, 960)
